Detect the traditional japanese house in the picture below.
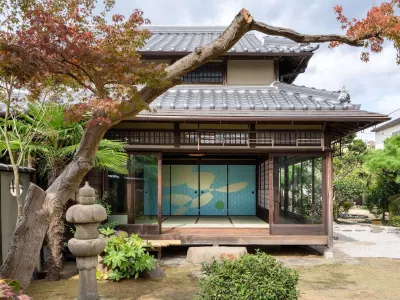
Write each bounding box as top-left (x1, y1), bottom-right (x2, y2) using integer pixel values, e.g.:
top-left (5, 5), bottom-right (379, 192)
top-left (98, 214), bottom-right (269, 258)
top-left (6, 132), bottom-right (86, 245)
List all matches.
top-left (91, 26), bottom-right (388, 250)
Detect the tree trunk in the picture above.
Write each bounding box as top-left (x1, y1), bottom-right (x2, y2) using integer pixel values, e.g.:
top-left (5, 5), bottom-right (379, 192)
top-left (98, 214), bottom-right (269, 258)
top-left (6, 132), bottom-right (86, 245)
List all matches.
top-left (45, 166), bottom-right (66, 281)
top-left (44, 210), bottom-right (65, 281)
top-left (0, 184), bottom-right (48, 288)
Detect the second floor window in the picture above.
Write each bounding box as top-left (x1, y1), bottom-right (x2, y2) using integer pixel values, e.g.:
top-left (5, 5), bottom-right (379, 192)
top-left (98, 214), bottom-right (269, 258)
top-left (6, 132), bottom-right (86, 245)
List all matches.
top-left (181, 62), bottom-right (224, 84)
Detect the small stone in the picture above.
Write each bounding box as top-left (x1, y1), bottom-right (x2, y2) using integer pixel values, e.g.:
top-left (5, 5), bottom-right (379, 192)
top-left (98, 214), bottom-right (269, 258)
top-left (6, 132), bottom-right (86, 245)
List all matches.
top-left (324, 250), bottom-right (334, 259)
top-left (191, 270), bottom-right (206, 280)
top-left (145, 266), bottom-right (165, 280)
top-left (186, 247), bottom-right (247, 264)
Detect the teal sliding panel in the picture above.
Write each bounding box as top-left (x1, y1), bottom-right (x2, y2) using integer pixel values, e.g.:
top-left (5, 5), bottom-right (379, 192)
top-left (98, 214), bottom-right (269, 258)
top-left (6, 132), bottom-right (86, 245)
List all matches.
top-left (161, 165), bottom-right (171, 215)
top-left (228, 165), bottom-right (256, 215)
top-left (199, 165), bottom-right (227, 216)
top-left (170, 165), bottom-right (199, 216)
top-left (144, 163), bottom-right (158, 216)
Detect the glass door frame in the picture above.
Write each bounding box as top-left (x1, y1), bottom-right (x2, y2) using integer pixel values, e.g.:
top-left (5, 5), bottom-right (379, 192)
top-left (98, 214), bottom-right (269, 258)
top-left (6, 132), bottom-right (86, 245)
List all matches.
top-left (268, 152), bottom-right (329, 236)
top-left (126, 151), bottom-right (162, 234)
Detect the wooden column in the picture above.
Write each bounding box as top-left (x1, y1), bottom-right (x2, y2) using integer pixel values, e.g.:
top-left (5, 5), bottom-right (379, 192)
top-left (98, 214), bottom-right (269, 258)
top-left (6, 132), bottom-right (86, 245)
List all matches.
top-left (272, 159), bottom-right (280, 224)
top-left (326, 151), bottom-right (334, 249)
top-left (300, 162), bottom-right (303, 216)
top-left (268, 157), bottom-right (274, 232)
top-left (311, 158), bottom-right (316, 223)
top-left (283, 165), bottom-right (289, 217)
top-left (158, 153), bottom-right (162, 234)
top-left (127, 155), bottom-right (135, 224)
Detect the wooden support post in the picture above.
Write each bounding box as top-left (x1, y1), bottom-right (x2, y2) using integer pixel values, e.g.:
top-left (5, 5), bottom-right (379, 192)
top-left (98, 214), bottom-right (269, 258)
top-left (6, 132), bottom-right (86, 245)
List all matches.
top-left (311, 158), bottom-right (316, 223)
top-left (268, 157), bottom-right (274, 232)
top-left (300, 162), bottom-right (303, 217)
top-left (127, 155), bottom-right (135, 224)
top-left (284, 165), bottom-right (289, 217)
top-left (158, 153), bottom-right (162, 235)
top-left (272, 159), bottom-right (280, 224)
top-left (326, 151), bottom-right (334, 249)
top-left (291, 163), bottom-right (295, 213)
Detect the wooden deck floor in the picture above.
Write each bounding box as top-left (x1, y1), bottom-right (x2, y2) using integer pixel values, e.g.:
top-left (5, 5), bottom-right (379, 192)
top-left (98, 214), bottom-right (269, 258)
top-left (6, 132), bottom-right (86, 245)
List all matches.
top-left (161, 227), bottom-right (269, 235)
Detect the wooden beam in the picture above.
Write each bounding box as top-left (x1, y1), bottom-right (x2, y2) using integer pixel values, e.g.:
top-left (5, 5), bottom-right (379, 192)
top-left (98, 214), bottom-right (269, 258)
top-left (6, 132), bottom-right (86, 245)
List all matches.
top-left (140, 233), bottom-right (328, 246)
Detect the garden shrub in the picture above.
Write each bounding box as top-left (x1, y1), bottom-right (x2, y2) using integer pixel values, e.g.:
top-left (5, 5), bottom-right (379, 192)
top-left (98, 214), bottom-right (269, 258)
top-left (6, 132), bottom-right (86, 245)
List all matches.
top-left (388, 195), bottom-right (400, 217)
top-left (341, 201), bottom-right (353, 215)
top-left (0, 279), bottom-right (30, 299)
top-left (198, 251), bottom-right (299, 300)
top-left (103, 232), bottom-right (155, 281)
top-left (387, 216), bottom-right (400, 227)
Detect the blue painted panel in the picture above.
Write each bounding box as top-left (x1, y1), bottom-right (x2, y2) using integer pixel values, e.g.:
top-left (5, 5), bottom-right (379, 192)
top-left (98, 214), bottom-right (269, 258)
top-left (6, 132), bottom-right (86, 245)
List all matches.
top-left (228, 165), bottom-right (256, 215)
top-left (199, 165), bottom-right (227, 215)
top-left (170, 165), bottom-right (199, 216)
top-left (144, 164), bottom-right (158, 215)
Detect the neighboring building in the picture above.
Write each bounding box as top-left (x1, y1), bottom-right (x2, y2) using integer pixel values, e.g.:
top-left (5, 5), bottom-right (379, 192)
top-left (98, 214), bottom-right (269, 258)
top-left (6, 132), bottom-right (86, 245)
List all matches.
top-left (372, 116), bottom-right (400, 149)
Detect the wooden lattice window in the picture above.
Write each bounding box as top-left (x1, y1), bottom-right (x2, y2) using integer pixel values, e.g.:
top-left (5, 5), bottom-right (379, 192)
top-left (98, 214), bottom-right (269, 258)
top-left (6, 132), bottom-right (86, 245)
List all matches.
top-left (181, 62), bottom-right (224, 84)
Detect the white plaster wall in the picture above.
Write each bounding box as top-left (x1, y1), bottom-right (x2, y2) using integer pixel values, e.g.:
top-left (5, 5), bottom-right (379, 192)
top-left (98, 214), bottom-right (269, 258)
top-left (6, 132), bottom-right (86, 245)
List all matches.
top-left (375, 123), bottom-right (400, 149)
top-left (1, 172), bottom-right (30, 263)
top-left (227, 60), bottom-right (274, 85)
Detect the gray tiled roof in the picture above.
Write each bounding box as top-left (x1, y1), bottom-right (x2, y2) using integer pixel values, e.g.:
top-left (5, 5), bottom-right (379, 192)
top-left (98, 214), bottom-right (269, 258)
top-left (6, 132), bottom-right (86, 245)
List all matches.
top-left (149, 82), bottom-right (357, 112)
top-left (139, 26), bottom-right (319, 55)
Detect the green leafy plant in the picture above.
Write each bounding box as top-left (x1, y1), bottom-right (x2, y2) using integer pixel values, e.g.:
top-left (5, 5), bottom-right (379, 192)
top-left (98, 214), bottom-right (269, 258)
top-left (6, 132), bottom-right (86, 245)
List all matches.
top-left (198, 251), bottom-right (299, 300)
top-left (99, 226), bottom-right (115, 236)
top-left (103, 232), bottom-right (155, 281)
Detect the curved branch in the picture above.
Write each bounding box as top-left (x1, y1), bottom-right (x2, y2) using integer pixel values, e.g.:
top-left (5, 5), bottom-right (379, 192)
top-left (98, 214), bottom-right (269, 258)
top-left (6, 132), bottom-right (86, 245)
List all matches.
top-left (251, 21), bottom-right (371, 47)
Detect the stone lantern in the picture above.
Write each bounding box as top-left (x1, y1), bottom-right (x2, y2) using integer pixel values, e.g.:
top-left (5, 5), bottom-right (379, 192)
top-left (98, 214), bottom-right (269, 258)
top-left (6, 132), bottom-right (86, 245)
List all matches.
top-left (66, 182), bottom-right (107, 300)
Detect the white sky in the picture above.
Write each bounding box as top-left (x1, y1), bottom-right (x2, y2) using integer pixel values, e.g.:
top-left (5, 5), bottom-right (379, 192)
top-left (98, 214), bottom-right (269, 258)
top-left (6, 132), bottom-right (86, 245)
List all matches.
top-left (110, 0), bottom-right (400, 141)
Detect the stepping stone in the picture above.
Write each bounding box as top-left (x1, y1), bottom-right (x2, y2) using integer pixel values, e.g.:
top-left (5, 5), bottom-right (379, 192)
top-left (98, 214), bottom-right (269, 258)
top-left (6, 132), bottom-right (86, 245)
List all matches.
top-left (186, 246), bottom-right (247, 264)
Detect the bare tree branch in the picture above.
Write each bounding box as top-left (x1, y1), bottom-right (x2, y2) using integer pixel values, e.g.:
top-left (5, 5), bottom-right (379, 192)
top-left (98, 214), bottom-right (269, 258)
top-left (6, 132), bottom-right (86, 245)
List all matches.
top-left (251, 21), bottom-right (373, 47)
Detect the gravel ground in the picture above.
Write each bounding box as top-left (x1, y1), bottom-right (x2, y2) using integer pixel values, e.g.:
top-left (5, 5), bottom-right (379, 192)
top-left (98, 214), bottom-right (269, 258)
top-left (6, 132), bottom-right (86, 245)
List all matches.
top-left (334, 224), bottom-right (400, 258)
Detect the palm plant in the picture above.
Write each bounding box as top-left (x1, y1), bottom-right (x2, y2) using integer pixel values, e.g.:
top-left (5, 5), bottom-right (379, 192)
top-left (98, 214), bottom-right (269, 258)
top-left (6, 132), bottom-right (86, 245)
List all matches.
top-left (0, 101), bottom-right (128, 281)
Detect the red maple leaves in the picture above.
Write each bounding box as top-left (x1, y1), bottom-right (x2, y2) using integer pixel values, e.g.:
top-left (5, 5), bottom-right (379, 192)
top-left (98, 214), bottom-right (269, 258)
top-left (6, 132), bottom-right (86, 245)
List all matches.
top-left (331, 1), bottom-right (400, 63)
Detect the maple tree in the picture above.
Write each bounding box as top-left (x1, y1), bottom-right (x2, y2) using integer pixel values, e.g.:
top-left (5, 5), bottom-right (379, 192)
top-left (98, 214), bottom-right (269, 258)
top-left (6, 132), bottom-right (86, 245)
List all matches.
top-left (0, 0), bottom-right (399, 288)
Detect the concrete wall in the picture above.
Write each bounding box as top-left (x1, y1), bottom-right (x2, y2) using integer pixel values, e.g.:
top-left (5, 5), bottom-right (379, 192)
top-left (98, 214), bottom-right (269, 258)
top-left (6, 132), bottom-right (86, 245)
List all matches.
top-left (227, 60), bottom-right (274, 85)
top-left (375, 123), bottom-right (400, 149)
top-left (1, 171), bottom-right (30, 263)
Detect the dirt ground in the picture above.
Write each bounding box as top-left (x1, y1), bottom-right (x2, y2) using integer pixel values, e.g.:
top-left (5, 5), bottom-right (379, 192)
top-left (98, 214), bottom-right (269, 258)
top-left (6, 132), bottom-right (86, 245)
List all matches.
top-left (27, 258), bottom-right (400, 300)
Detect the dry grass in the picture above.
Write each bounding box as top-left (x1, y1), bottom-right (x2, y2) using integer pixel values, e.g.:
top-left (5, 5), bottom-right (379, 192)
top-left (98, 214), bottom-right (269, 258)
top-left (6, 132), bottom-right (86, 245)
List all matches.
top-left (27, 258), bottom-right (400, 300)
top-left (27, 266), bottom-right (200, 300)
top-left (297, 258), bottom-right (400, 300)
